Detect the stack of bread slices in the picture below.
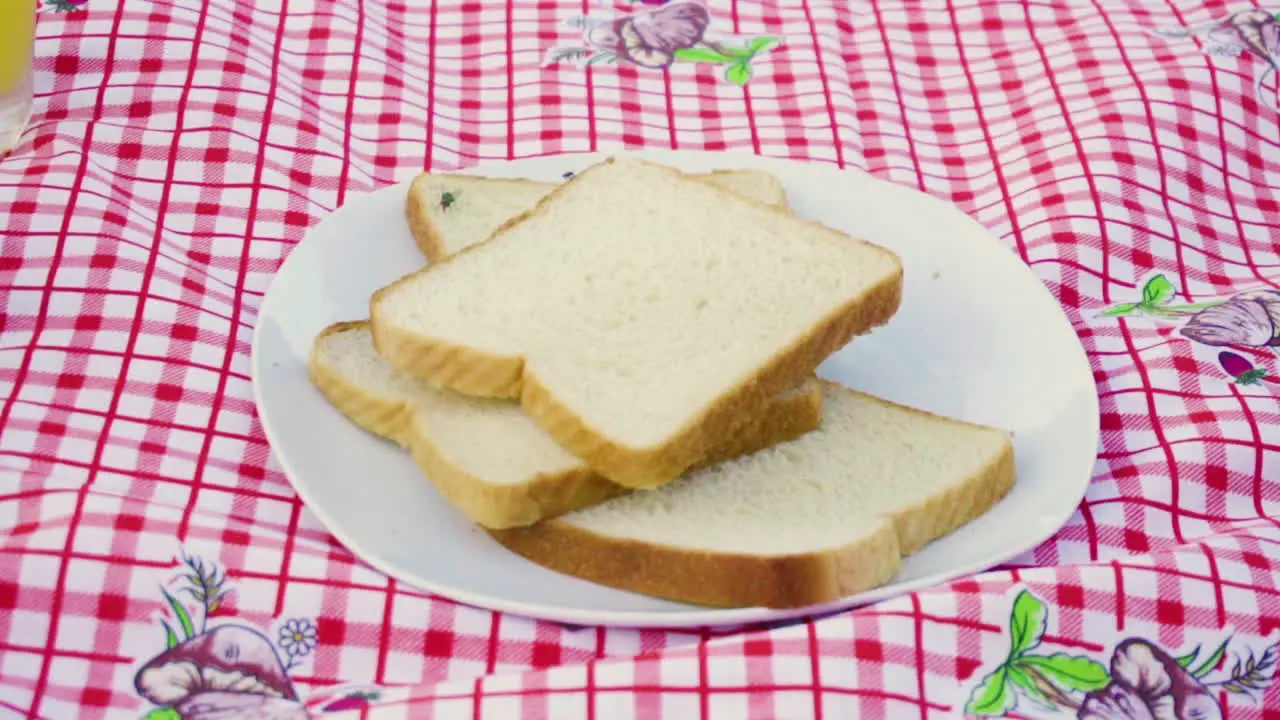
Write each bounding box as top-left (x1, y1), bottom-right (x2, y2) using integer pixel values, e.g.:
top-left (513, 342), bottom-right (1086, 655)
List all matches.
top-left (308, 156), bottom-right (1016, 609)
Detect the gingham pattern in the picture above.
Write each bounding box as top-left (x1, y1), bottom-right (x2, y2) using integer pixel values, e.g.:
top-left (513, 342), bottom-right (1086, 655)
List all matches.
top-left (1, 0), bottom-right (1278, 718)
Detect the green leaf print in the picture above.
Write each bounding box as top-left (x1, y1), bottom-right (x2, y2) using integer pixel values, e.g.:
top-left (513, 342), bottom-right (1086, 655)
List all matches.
top-left (1009, 590), bottom-right (1048, 657)
top-left (1190, 637), bottom-right (1230, 678)
top-left (1007, 665), bottom-right (1048, 702)
top-left (725, 62), bottom-right (752, 86)
top-left (674, 47), bottom-right (736, 63)
top-left (1101, 302), bottom-right (1138, 316)
top-left (161, 620), bottom-right (179, 650)
top-left (1142, 274), bottom-right (1176, 306)
top-left (160, 587), bottom-right (195, 640)
top-left (747, 36), bottom-right (779, 55)
top-left (1018, 653), bottom-right (1110, 691)
top-left (966, 666), bottom-right (1017, 716)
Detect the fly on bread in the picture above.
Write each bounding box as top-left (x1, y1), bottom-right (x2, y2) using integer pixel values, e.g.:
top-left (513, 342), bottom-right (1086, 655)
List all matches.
top-left (306, 154), bottom-right (1016, 610)
top-left (405, 167), bottom-right (791, 263)
top-left (308, 319), bottom-right (825, 529)
top-left (369, 156), bottom-right (905, 489)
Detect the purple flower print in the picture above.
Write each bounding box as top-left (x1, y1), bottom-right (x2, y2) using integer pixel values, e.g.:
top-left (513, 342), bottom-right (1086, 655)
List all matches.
top-left (965, 587), bottom-right (1276, 718)
top-left (131, 551), bottom-right (394, 719)
top-left (1078, 639), bottom-right (1221, 720)
top-left (587, 1), bottom-right (710, 68)
top-left (1100, 275), bottom-right (1280, 384)
top-left (135, 625), bottom-right (309, 720)
top-left (627, 2), bottom-right (710, 55)
top-left (1217, 350), bottom-right (1280, 385)
top-left (546, 0), bottom-right (779, 86)
top-left (1180, 290), bottom-right (1280, 347)
top-left (1204, 9), bottom-right (1280, 105)
top-left (1152, 9), bottom-right (1280, 111)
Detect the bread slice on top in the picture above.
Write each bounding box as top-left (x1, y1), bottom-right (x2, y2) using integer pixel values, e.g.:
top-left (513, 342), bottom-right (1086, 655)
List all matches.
top-left (370, 156), bottom-right (904, 489)
top-left (405, 168), bottom-right (790, 263)
top-left (490, 381), bottom-right (1016, 608)
top-left (308, 320), bottom-right (825, 529)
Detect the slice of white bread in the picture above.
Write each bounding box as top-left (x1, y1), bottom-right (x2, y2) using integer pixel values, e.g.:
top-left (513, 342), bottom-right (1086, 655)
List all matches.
top-left (405, 169), bottom-right (790, 263)
top-left (490, 381), bottom-right (1016, 608)
top-left (370, 156), bottom-right (904, 489)
top-left (308, 320), bottom-right (825, 529)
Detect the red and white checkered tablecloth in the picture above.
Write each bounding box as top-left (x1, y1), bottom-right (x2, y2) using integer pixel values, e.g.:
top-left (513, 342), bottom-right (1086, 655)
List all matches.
top-left (2, 0), bottom-right (1279, 718)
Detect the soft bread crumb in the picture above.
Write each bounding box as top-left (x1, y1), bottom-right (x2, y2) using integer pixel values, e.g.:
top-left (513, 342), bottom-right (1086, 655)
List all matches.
top-left (564, 382), bottom-right (1013, 555)
top-left (406, 168), bottom-right (790, 262)
top-left (491, 381), bottom-right (1015, 608)
top-left (309, 321), bottom-right (824, 527)
top-left (373, 156), bottom-right (904, 487)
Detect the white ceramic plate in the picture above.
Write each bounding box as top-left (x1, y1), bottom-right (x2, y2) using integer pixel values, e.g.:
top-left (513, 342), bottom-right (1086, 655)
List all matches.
top-left (252, 150), bottom-right (1099, 628)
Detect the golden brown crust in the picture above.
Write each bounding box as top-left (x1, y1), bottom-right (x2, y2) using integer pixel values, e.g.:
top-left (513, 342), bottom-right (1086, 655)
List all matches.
top-left (489, 387), bottom-right (1017, 609)
top-left (369, 322), bottom-right (525, 400)
top-left (700, 168), bottom-right (788, 207)
top-left (404, 174), bottom-right (450, 263)
top-left (311, 320), bottom-right (825, 529)
top-left (308, 320), bottom-right (418, 447)
top-left (373, 157), bottom-right (905, 488)
top-left (408, 433), bottom-right (626, 529)
top-left (687, 380), bottom-right (822, 469)
top-left (403, 378), bottom-right (822, 529)
top-left (488, 516), bottom-right (902, 609)
top-left (804, 379), bottom-right (1018, 557)
top-left (892, 430), bottom-right (1016, 555)
top-left (402, 167), bottom-right (790, 266)
top-left (459, 268), bottom-right (901, 488)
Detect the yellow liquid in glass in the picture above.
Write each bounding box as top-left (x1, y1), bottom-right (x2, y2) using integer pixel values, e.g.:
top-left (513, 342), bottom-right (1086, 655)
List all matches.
top-left (0, 0), bottom-right (36, 95)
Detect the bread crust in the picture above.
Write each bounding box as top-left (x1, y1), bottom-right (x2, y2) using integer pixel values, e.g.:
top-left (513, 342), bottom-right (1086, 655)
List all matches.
top-left (310, 320), bottom-right (825, 529)
top-left (370, 328), bottom-right (526, 400)
top-left (490, 387), bottom-right (1017, 608)
top-left (411, 381), bottom-right (821, 529)
top-left (307, 320), bottom-right (419, 447)
top-left (406, 173), bottom-right (562, 264)
top-left (408, 432), bottom-right (625, 529)
top-left (404, 173), bottom-right (451, 263)
top-left (372, 157), bottom-right (905, 488)
top-left (403, 167), bottom-right (789, 266)
top-left (488, 517), bottom-right (903, 609)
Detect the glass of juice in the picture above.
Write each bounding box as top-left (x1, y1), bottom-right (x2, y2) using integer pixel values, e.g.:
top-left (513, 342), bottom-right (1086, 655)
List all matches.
top-left (0, 0), bottom-right (36, 155)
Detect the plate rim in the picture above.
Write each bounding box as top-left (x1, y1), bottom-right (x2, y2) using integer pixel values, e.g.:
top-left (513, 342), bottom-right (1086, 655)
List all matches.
top-left (251, 149), bottom-right (1101, 628)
